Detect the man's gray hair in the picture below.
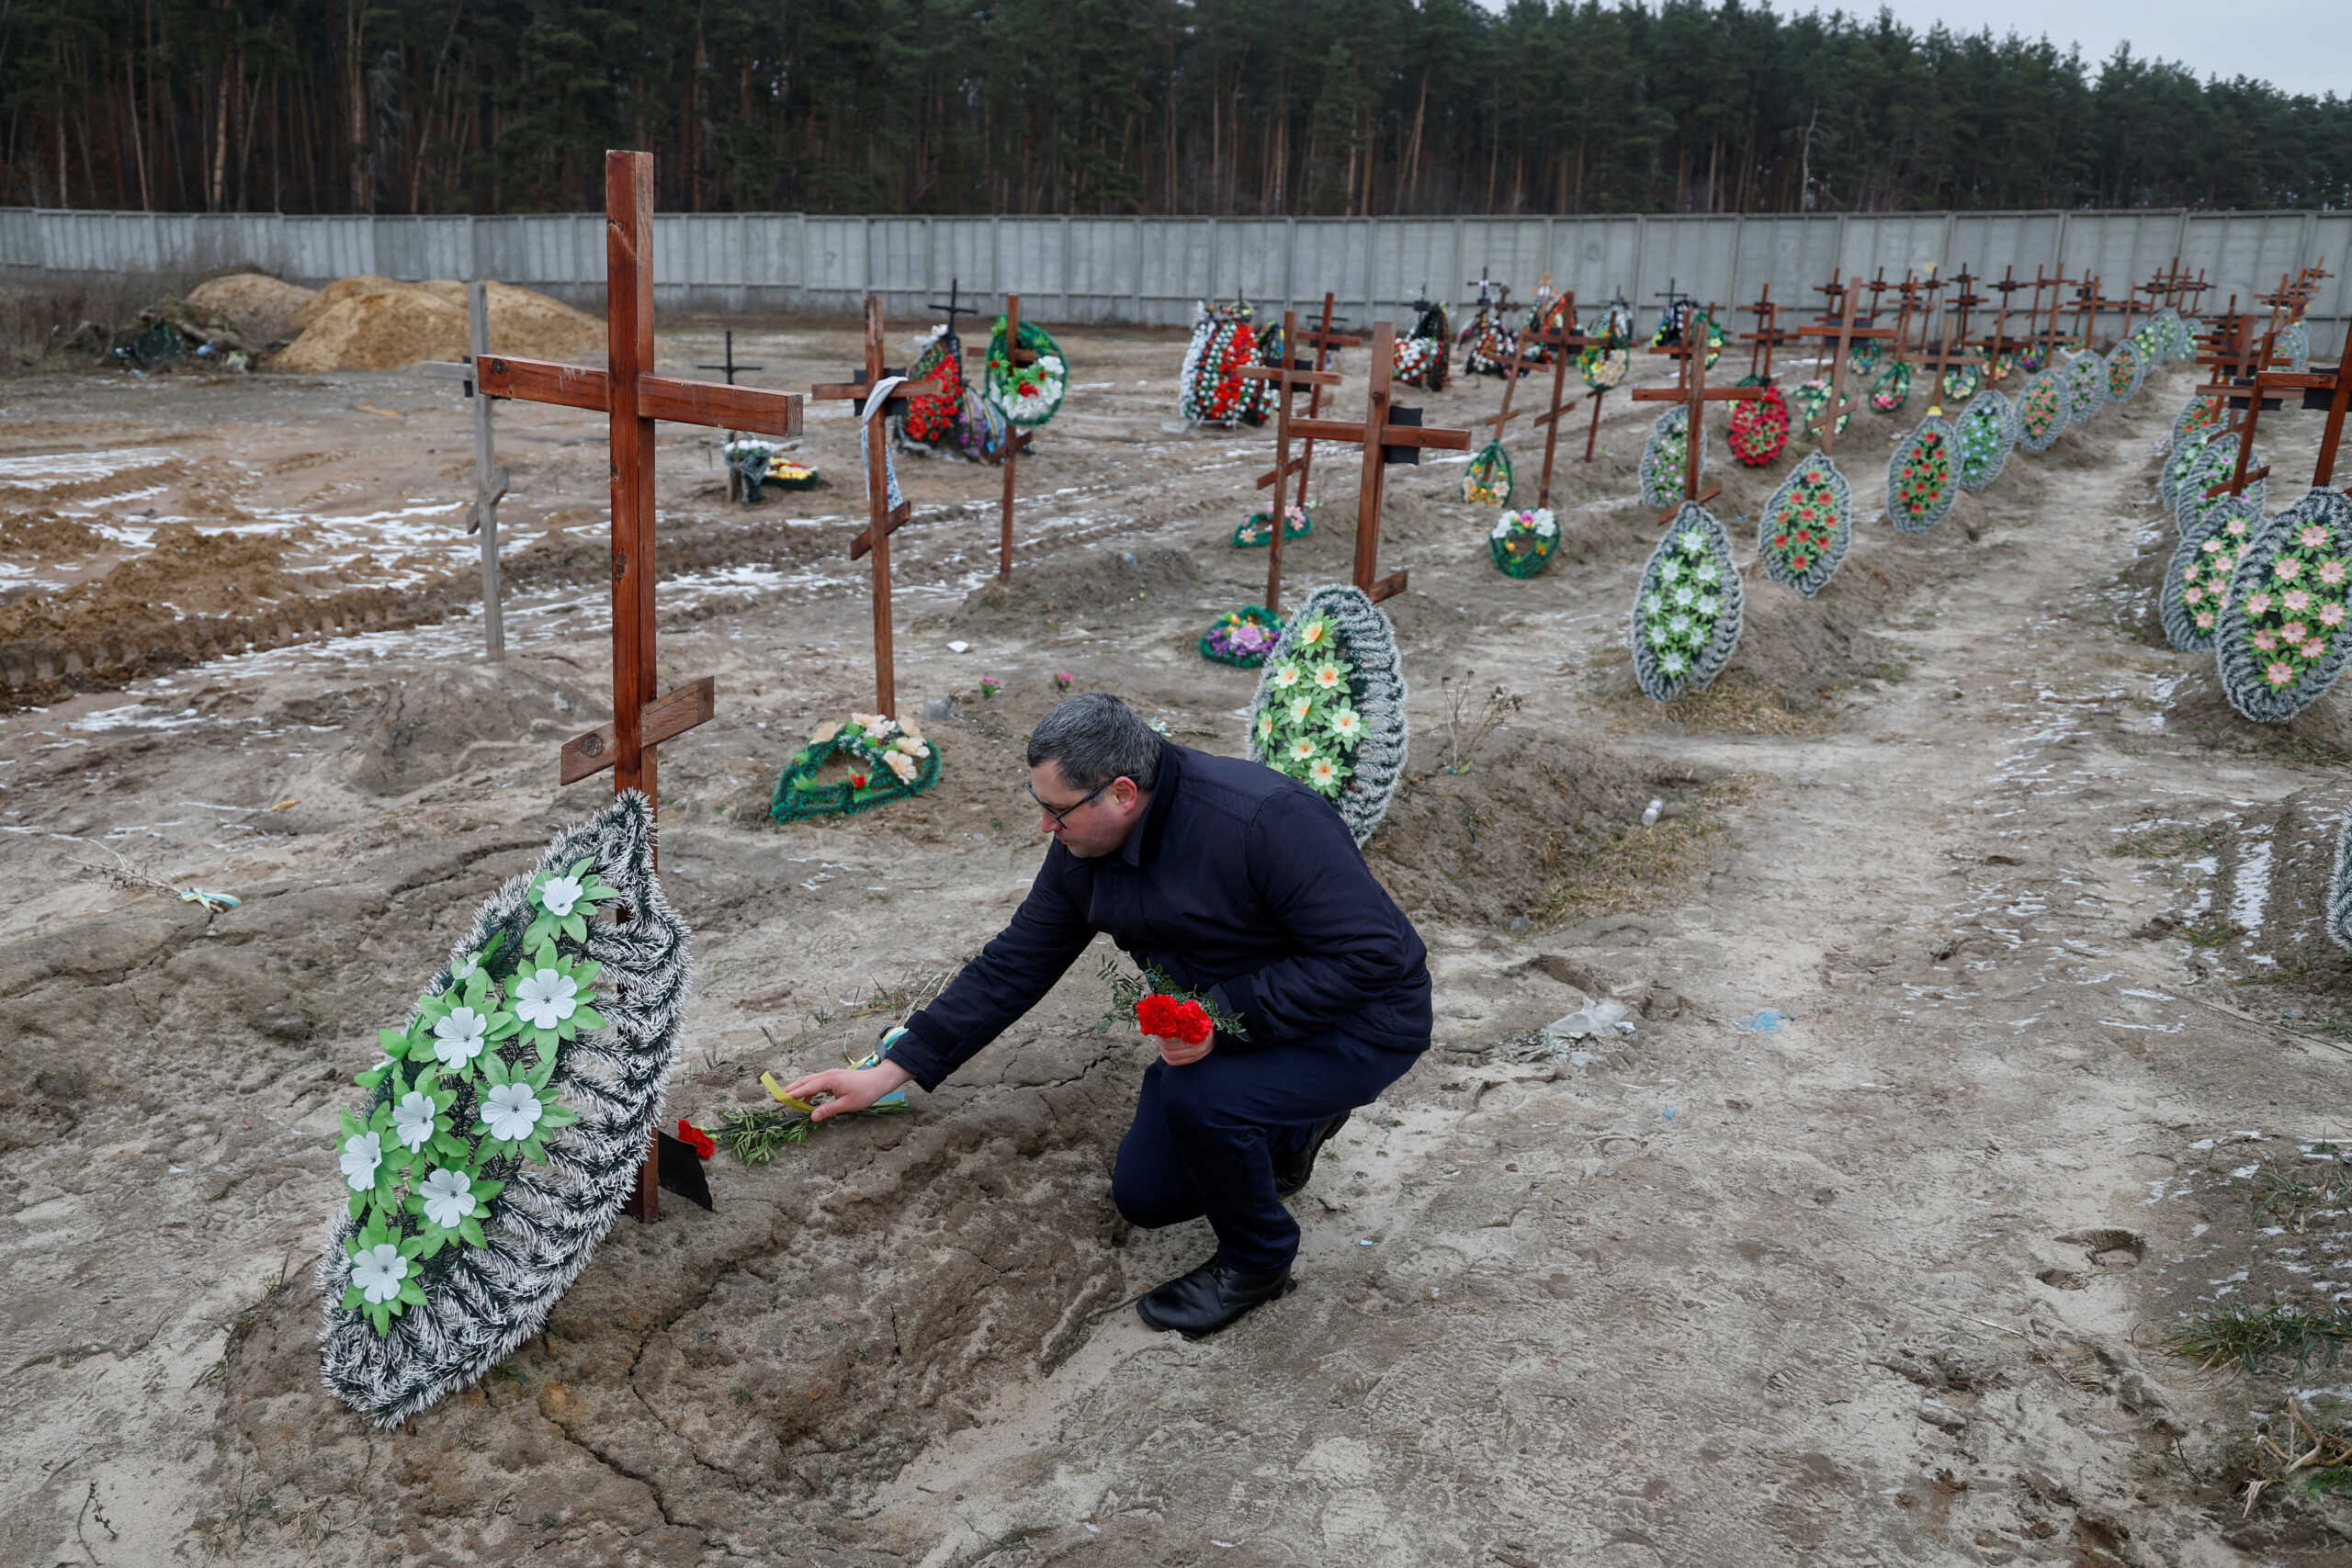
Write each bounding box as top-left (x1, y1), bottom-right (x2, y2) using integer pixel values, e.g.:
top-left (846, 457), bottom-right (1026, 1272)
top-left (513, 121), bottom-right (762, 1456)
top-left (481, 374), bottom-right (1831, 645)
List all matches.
top-left (1026, 694), bottom-right (1163, 792)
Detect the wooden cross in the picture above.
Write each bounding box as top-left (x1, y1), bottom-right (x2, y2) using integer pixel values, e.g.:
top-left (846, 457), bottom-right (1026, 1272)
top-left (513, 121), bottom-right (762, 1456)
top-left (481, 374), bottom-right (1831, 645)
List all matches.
top-left (1790, 274), bottom-right (1879, 458)
top-left (2066, 275), bottom-right (2105, 349)
top-left (2025, 265), bottom-right (2072, 365)
top-left (2196, 328), bottom-right (2303, 502)
top-left (1284, 292), bottom-right (1363, 514)
top-left (1288, 320), bottom-right (1470, 603)
top-left (1239, 310), bottom-right (1343, 616)
top-left (1631, 303), bottom-right (1772, 518)
top-left (695, 328), bottom-right (763, 387)
top-left (1521, 290), bottom-right (1586, 507)
top-left (992, 292), bottom-right (1039, 583)
top-left (1975, 265), bottom-right (2035, 378)
top-left (809, 298), bottom-right (944, 719)
top-left (1740, 284), bottom-right (1793, 382)
top-left (417, 281), bottom-right (512, 657)
top-left (1911, 304), bottom-right (1979, 409)
top-left (2195, 298), bottom-right (2264, 385)
top-left (1476, 330), bottom-right (1553, 447)
top-left (471, 151), bottom-right (798, 1222)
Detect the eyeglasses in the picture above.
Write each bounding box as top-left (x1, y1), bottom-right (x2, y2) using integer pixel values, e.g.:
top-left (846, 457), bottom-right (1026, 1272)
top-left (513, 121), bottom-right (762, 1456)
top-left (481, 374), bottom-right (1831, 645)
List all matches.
top-left (1027, 778), bottom-right (1110, 830)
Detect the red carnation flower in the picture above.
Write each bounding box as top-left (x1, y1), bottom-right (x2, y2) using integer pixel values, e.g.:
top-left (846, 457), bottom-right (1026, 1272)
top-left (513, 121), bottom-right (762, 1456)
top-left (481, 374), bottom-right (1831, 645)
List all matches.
top-left (1136, 994), bottom-right (1182, 1037)
top-left (678, 1119), bottom-right (717, 1159)
top-left (1170, 999), bottom-right (1215, 1047)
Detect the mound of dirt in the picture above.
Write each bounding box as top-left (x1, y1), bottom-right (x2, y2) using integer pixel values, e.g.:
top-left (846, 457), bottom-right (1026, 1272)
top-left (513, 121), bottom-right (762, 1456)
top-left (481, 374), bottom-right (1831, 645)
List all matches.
top-left (307, 660), bottom-right (605, 798)
top-left (2160, 665), bottom-right (2352, 762)
top-left (0, 509), bottom-right (106, 557)
top-left (2197, 778), bottom-right (2352, 990)
top-left (917, 546), bottom-right (1209, 638)
top-left (1367, 745), bottom-right (1715, 926)
top-left (186, 273), bottom-right (320, 347)
top-left (272, 277), bottom-right (605, 373)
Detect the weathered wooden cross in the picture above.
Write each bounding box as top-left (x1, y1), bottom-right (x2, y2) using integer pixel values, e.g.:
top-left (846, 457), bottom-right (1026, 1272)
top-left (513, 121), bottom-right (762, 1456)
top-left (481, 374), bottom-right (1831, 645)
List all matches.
top-left (809, 297), bottom-right (944, 719)
top-left (1975, 265), bottom-right (2035, 378)
top-left (992, 292), bottom-right (1039, 583)
top-left (418, 281), bottom-right (512, 657)
top-left (1791, 272), bottom-right (1871, 458)
top-left (1285, 292), bottom-right (1363, 508)
top-left (1911, 302), bottom-right (1979, 410)
top-left (1739, 284), bottom-right (1793, 382)
top-left (1289, 320), bottom-right (1471, 603)
top-left (1521, 290), bottom-right (1587, 507)
top-left (1632, 304), bottom-right (1773, 518)
top-left (1239, 309), bottom-right (1344, 616)
top-left (472, 151), bottom-right (799, 1220)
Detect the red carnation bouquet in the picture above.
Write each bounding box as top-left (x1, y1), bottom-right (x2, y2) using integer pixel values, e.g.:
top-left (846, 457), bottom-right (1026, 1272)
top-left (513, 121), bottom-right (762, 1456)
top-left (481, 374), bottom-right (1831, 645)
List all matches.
top-left (1099, 955), bottom-right (1247, 1046)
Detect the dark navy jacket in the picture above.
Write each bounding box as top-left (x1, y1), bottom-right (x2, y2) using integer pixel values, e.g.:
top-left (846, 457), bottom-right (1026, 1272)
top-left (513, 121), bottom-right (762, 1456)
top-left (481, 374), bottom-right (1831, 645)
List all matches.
top-left (885, 743), bottom-right (1431, 1091)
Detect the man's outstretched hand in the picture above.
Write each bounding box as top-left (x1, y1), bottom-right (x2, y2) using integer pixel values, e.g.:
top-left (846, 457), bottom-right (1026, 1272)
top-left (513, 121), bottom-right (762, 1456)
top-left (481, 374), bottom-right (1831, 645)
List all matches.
top-left (777, 1060), bottom-right (915, 1122)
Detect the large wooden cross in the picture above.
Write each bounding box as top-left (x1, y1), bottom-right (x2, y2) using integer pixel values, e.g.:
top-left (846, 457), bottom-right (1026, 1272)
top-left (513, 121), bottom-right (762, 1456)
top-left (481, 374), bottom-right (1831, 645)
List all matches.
top-left (2024, 265), bottom-right (2071, 366)
top-left (1289, 320), bottom-right (1470, 603)
top-left (809, 297), bottom-right (944, 719)
top-left (1790, 273), bottom-right (1871, 458)
top-left (1631, 304), bottom-right (1772, 519)
top-left (472, 150), bottom-right (800, 1222)
top-left (1239, 309), bottom-right (1343, 616)
top-left (1911, 303), bottom-right (1978, 410)
top-left (1975, 265), bottom-right (2035, 378)
top-left (1739, 284), bottom-right (1793, 382)
top-left (1283, 293), bottom-right (1363, 515)
top-left (993, 292), bottom-right (1039, 583)
top-left (1521, 289), bottom-right (1587, 507)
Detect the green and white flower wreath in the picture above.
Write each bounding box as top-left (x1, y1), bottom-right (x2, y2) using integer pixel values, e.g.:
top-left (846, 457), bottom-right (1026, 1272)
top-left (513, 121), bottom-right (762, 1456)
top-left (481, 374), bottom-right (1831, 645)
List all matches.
top-left (318, 792), bottom-right (690, 1427)
top-left (2176, 433), bottom-right (2266, 543)
top-left (2163, 423), bottom-right (2225, 512)
top-left (1954, 389), bottom-right (2017, 492)
top-left (1633, 502), bottom-right (1744, 701)
top-left (2060, 352), bottom-right (2108, 430)
top-left (1244, 585), bottom-right (1408, 843)
top-left (1757, 454), bottom-right (1852, 597)
top-left (2215, 488), bottom-right (2352, 724)
top-left (1886, 415), bottom-right (1959, 534)
top-left (2278, 320), bottom-right (2312, 374)
top-left (1488, 507), bottom-right (1559, 578)
top-left (1639, 406), bottom-right (1701, 509)
top-left (2015, 368), bottom-right (2069, 455)
top-left (2161, 492), bottom-right (2261, 653)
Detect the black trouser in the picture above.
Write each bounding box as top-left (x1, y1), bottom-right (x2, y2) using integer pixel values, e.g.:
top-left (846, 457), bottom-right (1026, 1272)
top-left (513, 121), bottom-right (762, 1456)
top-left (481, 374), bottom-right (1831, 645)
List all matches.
top-left (1111, 1024), bottom-right (1422, 1275)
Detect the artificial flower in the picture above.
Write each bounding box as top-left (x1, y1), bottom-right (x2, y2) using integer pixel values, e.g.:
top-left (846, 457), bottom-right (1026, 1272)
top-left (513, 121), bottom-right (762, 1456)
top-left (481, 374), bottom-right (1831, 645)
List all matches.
top-left (1326, 708), bottom-right (1363, 745)
top-left (885, 751), bottom-right (920, 784)
top-left (391, 1090), bottom-right (439, 1153)
top-left (1269, 663), bottom-right (1302, 689)
top-left (677, 1120), bottom-right (718, 1160)
top-left (419, 1168), bottom-right (478, 1229)
top-left (513, 968), bottom-right (579, 1031)
top-left (1308, 756), bottom-right (1341, 791)
top-left (1288, 736), bottom-right (1319, 762)
top-left (481, 1082), bottom-right (545, 1143)
top-left (349, 1243), bottom-right (410, 1304)
top-left (1312, 662), bottom-right (1346, 691)
top-left (340, 1130), bottom-right (383, 1192)
top-left (2267, 661), bottom-right (2297, 687)
top-left (1286, 694), bottom-right (1314, 726)
top-left (809, 721), bottom-right (843, 744)
top-left (894, 736), bottom-right (930, 758)
top-left (432, 1006), bottom-right (490, 1069)
top-left (537, 874), bottom-right (584, 918)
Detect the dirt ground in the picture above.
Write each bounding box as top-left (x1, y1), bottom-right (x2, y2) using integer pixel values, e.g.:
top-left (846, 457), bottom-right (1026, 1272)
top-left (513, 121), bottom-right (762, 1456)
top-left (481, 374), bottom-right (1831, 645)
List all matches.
top-left (6, 316), bottom-right (2352, 1567)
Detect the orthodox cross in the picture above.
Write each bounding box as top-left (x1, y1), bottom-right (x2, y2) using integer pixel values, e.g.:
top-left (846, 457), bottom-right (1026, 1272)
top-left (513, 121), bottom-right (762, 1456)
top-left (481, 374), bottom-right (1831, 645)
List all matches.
top-left (1521, 290), bottom-right (1587, 508)
top-left (695, 329), bottom-right (764, 387)
top-left (1790, 273), bottom-right (1871, 459)
top-left (2025, 265), bottom-right (2071, 366)
top-left (1476, 329), bottom-right (1553, 449)
top-left (1887, 272), bottom-right (1926, 373)
top-left (925, 277), bottom-right (977, 342)
top-left (418, 281), bottom-right (513, 657)
top-left (1912, 304), bottom-right (1980, 409)
top-left (2196, 324), bottom-right (2303, 502)
top-left (1284, 292), bottom-right (1363, 513)
top-left (992, 292), bottom-right (1038, 583)
top-left (2194, 298), bottom-right (2263, 386)
top-left (1946, 268), bottom-right (1984, 355)
top-left (808, 297), bottom-right (944, 719)
top-left (1289, 319), bottom-right (1470, 603)
top-left (2066, 275), bottom-right (2106, 349)
top-left (1631, 303), bottom-right (1772, 518)
top-left (1239, 309), bottom-right (1342, 617)
top-left (471, 151), bottom-right (797, 1221)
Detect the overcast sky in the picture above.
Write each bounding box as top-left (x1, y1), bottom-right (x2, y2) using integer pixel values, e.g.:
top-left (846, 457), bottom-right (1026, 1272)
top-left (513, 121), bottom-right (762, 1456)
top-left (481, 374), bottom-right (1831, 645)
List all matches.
top-left (1492, 0), bottom-right (2348, 100)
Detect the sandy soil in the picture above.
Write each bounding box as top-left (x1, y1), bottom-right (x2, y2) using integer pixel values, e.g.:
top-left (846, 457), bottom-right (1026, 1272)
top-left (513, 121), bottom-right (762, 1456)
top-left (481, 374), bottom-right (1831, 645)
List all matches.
top-left (6, 321), bottom-right (2352, 1567)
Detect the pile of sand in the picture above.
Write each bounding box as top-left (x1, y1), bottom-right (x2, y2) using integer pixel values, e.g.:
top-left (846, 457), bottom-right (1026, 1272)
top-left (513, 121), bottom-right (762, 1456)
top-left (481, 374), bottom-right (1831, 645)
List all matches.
top-left (272, 276), bottom-right (605, 374)
top-left (185, 273), bottom-right (321, 347)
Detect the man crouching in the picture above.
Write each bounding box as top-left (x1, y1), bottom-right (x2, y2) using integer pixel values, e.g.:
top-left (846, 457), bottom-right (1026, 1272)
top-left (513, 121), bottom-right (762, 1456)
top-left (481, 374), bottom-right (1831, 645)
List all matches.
top-left (781, 693), bottom-right (1431, 1338)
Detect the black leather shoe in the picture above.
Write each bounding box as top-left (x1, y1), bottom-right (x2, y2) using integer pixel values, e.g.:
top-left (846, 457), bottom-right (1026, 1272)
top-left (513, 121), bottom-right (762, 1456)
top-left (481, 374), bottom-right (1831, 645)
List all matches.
top-left (1135, 1257), bottom-right (1295, 1339)
top-left (1272, 1111), bottom-right (1351, 1200)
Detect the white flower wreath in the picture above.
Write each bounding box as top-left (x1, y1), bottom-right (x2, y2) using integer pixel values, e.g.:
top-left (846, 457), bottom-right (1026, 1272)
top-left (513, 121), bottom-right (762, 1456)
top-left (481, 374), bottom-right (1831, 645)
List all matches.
top-left (316, 791), bottom-right (691, 1427)
top-left (1243, 585), bottom-right (1408, 844)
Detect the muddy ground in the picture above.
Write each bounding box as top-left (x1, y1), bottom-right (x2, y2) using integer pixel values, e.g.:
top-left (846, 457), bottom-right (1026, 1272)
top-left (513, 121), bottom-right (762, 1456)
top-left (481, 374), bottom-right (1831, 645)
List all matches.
top-left (6, 319), bottom-right (2352, 1566)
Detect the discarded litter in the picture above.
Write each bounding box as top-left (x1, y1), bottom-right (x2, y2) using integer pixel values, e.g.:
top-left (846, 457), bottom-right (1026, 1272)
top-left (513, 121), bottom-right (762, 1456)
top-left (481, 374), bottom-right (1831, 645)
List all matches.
top-left (177, 887), bottom-right (240, 912)
top-left (946, 640), bottom-right (970, 653)
top-left (1544, 1001), bottom-right (1631, 1041)
top-left (1661, 1107), bottom-right (1678, 1121)
top-left (1640, 798), bottom-right (1663, 827)
top-left (921, 695), bottom-right (957, 720)
top-left (1735, 1010), bottom-right (1792, 1032)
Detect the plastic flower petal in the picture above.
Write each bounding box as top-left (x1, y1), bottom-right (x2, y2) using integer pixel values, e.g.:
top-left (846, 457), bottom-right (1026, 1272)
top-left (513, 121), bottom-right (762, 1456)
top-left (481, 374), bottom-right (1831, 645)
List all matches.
top-left (419, 1168), bottom-right (479, 1230)
top-left (391, 1091), bottom-right (439, 1153)
top-left (350, 1243), bottom-right (410, 1304)
top-left (481, 1083), bottom-right (545, 1143)
top-left (513, 968), bottom-right (580, 1030)
top-left (432, 1006), bottom-right (490, 1068)
top-left (537, 874), bottom-right (585, 918)
top-left (339, 1131), bottom-right (383, 1192)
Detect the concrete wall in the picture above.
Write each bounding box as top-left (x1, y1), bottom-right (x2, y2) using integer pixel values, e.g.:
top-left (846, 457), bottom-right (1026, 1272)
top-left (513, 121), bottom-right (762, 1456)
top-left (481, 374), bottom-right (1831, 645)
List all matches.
top-left (5, 207), bottom-right (2344, 353)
